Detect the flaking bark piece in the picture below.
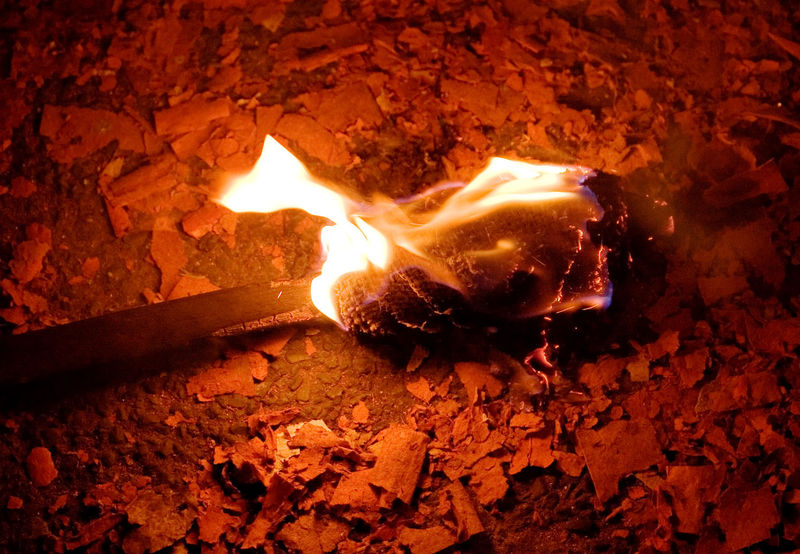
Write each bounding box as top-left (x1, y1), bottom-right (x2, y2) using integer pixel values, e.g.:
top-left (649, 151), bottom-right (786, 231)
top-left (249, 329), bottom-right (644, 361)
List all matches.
top-left (181, 204), bottom-right (229, 239)
top-left (104, 198), bottom-right (131, 238)
top-left (26, 446), bottom-right (58, 487)
top-left (397, 525), bottom-right (457, 554)
top-left (284, 447), bottom-right (328, 483)
top-left (106, 156), bottom-right (177, 206)
top-left (330, 470), bottom-right (380, 510)
top-left (288, 421), bottom-right (347, 449)
top-left (242, 474), bottom-right (297, 549)
top-left (10, 223), bottom-right (51, 284)
top-left (469, 456), bottom-right (509, 505)
top-left (213, 437), bottom-right (273, 487)
top-left (123, 490), bottom-right (195, 554)
top-left (166, 275), bottom-right (220, 300)
top-left (714, 485), bottom-right (780, 551)
top-left (273, 23), bottom-right (366, 74)
top-left (671, 348), bottom-right (709, 388)
top-left (578, 355), bottom-right (627, 391)
top-left (315, 82), bottom-right (384, 132)
top-left (368, 424), bottom-right (429, 504)
top-left (247, 407), bottom-right (301, 437)
top-left (197, 504), bottom-right (239, 544)
top-left (39, 105), bottom-right (145, 164)
top-left (276, 512), bottom-right (349, 554)
top-left (186, 357), bottom-right (256, 401)
top-left (275, 114), bottom-right (351, 166)
top-left (664, 465), bottom-right (725, 534)
top-left (406, 376), bottom-right (435, 402)
top-left (509, 430), bottom-right (554, 474)
top-left (576, 419), bottom-right (665, 503)
top-left (153, 96), bottom-right (231, 136)
top-left (553, 451), bottom-right (585, 477)
top-left (150, 217), bottom-right (187, 297)
top-left (443, 480), bottom-right (484, 540)
top-left (454, 362), bottom-right (504, 404)
top-left (63, 513), bottom-right (125, 551)
top-left (249, 327), bottom-right (296, 358)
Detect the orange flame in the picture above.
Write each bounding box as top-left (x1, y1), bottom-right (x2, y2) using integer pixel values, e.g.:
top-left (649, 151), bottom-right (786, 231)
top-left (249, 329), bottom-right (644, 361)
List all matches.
top-left (218, 137), bottom-right (610, 326)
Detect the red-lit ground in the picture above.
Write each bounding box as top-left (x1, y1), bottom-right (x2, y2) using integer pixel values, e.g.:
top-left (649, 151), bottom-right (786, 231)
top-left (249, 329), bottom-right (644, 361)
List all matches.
top-left (1, 0), bottom-right (799, 552)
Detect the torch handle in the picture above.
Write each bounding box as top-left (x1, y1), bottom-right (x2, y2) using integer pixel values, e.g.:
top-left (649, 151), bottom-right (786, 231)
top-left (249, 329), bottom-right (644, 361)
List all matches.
top-left (0, 281), bottom-right (318, 384)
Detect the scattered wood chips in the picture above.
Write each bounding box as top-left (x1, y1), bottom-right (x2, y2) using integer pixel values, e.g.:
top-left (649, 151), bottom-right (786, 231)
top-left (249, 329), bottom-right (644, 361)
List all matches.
top-left (1, 0), bottom-right (799, 552)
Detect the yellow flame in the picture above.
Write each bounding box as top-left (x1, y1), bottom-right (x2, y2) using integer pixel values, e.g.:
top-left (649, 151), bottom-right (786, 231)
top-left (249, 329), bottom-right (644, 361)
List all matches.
top-left (219, 137), bottom-right (389, 323)
top-left (380, 157), bottom-right (594, 260)
top-left (310, 216), bottom-right (389, 322)
top-left (218, 136), bottom-right (607, 326)
top-left (220, 136), bottom-right (347, 222)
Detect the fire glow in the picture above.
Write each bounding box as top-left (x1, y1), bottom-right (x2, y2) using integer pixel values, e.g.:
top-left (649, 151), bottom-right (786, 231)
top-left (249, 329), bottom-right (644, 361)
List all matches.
top-left (218, 136), bottom-right (611, 327)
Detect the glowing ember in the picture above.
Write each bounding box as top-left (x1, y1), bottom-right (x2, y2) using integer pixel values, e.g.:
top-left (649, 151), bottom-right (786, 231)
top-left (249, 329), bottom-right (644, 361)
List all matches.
top-left (218, 137), bottom-right (611, 329)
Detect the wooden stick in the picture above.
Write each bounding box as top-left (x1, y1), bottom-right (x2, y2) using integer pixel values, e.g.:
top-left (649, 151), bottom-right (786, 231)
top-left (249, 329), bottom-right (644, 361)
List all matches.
top-left (0, 281), bottom-right (321, 384)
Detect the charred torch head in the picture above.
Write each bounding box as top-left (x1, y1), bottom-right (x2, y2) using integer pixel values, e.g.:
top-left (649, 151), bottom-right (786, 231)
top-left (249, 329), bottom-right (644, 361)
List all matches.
top-left (219, 137), bottom-right (612, 337)
top-left (331, 166), bottom-right (611, 336)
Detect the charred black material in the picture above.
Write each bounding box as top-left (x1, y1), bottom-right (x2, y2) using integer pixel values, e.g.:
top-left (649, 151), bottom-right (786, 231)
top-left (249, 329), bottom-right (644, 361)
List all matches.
top-left (588, 172), bottom-right (674, 300)
top-left (584, 173), bottom-right (631, 285)
top-left (333, 177), bottom-right (614, 337)
top-left (334, 266), bottom-right (470, 336)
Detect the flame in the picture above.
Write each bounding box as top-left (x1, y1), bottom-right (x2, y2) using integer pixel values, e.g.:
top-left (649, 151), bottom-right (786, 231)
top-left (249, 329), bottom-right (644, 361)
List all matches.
top-left (218, 136), bottom-right (611, 327)
top-left (219, 137), bottom-right (390, 322)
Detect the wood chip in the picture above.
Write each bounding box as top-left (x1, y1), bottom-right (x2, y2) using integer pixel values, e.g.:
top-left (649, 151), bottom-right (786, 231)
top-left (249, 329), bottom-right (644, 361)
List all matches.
top-left (288, 421), bottom-right (344, 449)
top-left (316, 82), bottom-right (384, 132)
top-left (664, 465), bottom-right (724, 534)
top-left (274, 114), bottom-right (351, 166)
top-left (276, 512), bottom-right (348, 554)
top-left (26, 446), bottom-right (58, 487)
top-left (106, 157), bottom-right (178, 206)
top-left (9, 176), bottom-right (35, 198)
top-left (714, 485), bottom-right (780, 550)
top-left (577, 419), bottom-right (665, 502)
top-left (443, 480), bottom-right (484, 540)
top-left (352, 401), bottom-right (370, 424)
top-left (186, 357), bottom-right (257, 401)
top-left (150, 217), bottom-right (188, 297)
top-left (40, 105), bottom-right (144, 164)
top-left (454, 362), bottom-right (504, 403)
top-left (406, 376), bottom-right (435, 403)
top-left (330, 470), bottom-right (380, 509)
top-left (397, 525), bottom-right (457, 554)
top-left (368, 424), bottom-right (429, 503)
top-left (469, 456), bottom-right (508, 505)
top-left (242, 474), bottom-right (296, 549)
top-left (509, 431), bottom-right (554, 474)
top-left (197, 504), bottom-right (238, 544)
top-left (154, 96), bottom-right (231, 136)
top-left (166, 275), bottom-right (220, 300)
top-left (251, 328), bottom-right (296, 357)
top-left (9, 223), bottom-right (51, 284)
